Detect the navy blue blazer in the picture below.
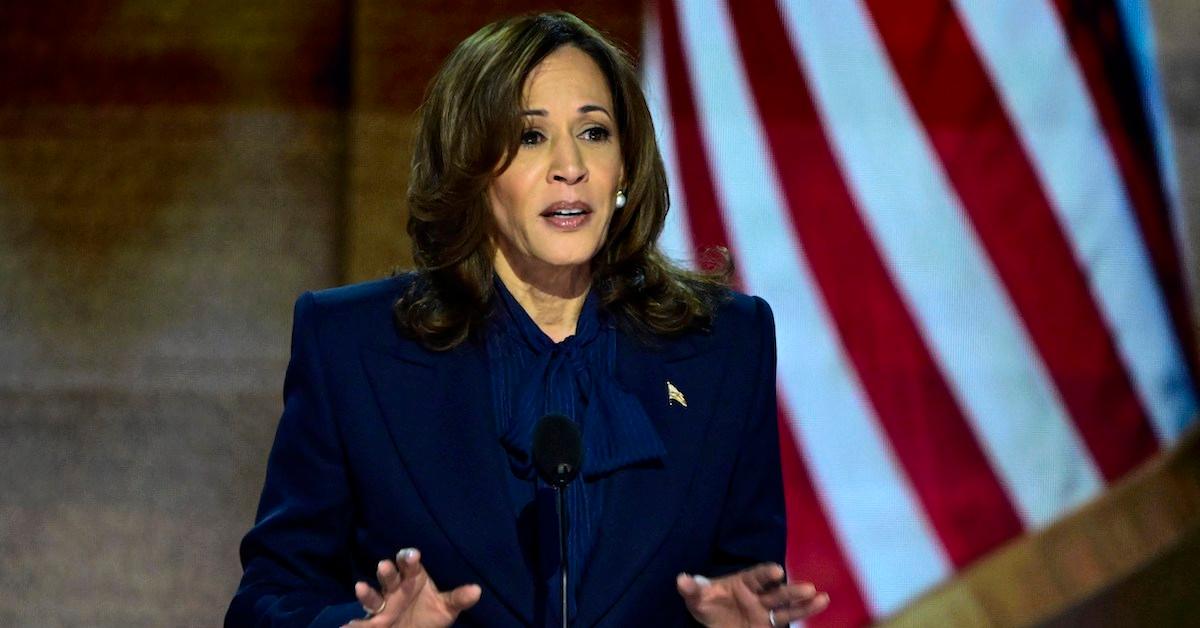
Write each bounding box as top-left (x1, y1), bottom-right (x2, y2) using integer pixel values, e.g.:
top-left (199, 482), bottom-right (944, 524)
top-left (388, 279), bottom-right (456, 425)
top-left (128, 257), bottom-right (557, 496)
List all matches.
top-left (227, 275), bottom-right (784, 627)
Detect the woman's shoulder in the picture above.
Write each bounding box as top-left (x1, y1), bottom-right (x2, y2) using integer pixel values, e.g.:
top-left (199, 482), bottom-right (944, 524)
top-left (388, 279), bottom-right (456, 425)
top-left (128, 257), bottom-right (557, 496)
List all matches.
top-left (292, 273), bottom-right (416, 346)
top-left (700, 289), bottom-right (773, 344)
top-left (713, 289), bottom-right (771, 327)
top-left (635, 288), bottom-right (772, 355)
top-left (305, 273), bottom-right (411, 312)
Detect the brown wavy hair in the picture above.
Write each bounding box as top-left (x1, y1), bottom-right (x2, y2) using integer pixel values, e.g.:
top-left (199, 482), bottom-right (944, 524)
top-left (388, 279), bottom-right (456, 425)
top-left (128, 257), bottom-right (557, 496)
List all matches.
top-left (395, 11), bottom-right (731, 350)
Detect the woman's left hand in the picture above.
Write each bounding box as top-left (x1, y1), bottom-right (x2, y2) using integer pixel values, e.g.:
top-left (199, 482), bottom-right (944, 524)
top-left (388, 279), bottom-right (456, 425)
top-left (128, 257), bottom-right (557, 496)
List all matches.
top-left (676, 563), bottom-right (828, 627)
top-left (342, 548), bottom-right (481, 628)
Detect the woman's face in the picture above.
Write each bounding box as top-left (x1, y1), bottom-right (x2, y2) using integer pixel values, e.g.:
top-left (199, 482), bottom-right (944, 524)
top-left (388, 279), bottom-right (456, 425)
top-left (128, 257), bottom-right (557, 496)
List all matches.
top-left (488, 45), bottom-right (623, 278)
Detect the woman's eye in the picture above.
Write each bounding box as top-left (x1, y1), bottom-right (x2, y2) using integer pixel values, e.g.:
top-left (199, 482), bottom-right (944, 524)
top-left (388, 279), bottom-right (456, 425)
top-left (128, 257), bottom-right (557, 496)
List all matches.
top-left (581, 126), bottom-right (611, 142)
top-left (520, 130), bottom-right (544, 146)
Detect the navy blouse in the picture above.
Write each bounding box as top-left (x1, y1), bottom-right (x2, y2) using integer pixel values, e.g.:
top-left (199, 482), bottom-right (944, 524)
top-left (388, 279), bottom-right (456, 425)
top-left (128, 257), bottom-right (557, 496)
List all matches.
top-left (485, 279), bottom-right (666, 625)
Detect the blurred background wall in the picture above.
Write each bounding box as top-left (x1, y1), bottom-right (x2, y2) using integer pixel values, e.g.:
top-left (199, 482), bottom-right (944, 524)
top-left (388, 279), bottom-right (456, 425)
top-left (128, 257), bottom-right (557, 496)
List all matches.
top-left (0, 2), bottom-right (636, 625)
top-left (0, 1), bottom-right (348, 624)
top-left (0, 1), bottom-right (1193, 626)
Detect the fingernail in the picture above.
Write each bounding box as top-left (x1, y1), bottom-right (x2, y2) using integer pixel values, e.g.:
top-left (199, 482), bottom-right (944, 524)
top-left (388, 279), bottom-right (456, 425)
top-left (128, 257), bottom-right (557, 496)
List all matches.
top-left (397, 547), bottom-right (416, 562)
top-left (693, 575), bottom-right (711, 587)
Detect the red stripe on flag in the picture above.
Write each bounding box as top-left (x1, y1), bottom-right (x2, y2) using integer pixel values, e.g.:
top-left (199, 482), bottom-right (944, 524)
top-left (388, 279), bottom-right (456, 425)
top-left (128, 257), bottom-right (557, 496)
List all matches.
top-left (661, 2), bottom-right (873, 618)
top-left (1051, 0), bottom-right (1199, 388)
top-left (864, 0), bottom-right (1159, 480)
top-left (658, 0), bottom-right (734, 259)
top-left (777, 408), bottom-right (871, 627)
top-left (726, 0), bottom-right (1024, 566)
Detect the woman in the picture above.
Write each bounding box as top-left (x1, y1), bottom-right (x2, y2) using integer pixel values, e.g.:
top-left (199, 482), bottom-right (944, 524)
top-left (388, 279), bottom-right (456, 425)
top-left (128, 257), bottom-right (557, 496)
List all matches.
top-left (227, 12), bottom-right (827, 628)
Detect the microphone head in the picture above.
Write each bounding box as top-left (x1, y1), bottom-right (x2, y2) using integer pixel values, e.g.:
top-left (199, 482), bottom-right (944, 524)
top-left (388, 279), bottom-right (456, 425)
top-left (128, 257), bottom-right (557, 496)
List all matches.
top-left (532, 413), bottom-right (583, 488)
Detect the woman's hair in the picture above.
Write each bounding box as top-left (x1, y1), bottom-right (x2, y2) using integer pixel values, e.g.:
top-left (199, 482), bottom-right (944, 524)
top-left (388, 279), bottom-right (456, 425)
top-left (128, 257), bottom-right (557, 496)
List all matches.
top-left (395, 11), bottom-right (731, 350)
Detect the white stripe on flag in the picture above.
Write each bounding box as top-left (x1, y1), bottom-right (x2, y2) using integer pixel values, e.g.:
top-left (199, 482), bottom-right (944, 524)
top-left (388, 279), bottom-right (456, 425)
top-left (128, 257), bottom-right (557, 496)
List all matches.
top-left (675, 0), bottom-right (950, 614)
top-left (776, 0), bottom-right (1103, 527)
top-left (641, 5), bottom-right (695, 268)
top-left (954, 0), bottom-right (1197, 441)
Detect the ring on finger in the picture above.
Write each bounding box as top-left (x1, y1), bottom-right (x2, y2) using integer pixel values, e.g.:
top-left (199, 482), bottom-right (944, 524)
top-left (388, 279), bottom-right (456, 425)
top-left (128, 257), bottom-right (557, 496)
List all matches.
top-left (363, 598), bottom-right (387, 619)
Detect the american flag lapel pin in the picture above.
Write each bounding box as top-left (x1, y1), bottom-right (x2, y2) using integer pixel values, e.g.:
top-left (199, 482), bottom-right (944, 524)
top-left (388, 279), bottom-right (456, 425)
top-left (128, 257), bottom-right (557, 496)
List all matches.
top-left (667, 380), bottom-right (687, 407)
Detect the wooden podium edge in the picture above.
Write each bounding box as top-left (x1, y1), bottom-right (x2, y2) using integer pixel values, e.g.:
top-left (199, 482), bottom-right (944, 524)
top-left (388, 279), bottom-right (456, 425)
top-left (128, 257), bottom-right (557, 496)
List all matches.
top-left (879, 422), bottom-right (1200, 628)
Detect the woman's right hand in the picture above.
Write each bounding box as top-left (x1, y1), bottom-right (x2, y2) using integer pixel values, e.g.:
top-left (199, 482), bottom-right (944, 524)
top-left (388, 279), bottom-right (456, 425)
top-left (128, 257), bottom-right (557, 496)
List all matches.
top-left (343, 548), bottom-right (482, 628)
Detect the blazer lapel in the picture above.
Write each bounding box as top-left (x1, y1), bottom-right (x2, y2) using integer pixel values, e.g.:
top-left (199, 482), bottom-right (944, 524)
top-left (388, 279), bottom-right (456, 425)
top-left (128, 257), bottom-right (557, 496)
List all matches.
top-left (576, 333), bottom-right (719, 626)
top-left (360, 340), bottom-right (535, 624)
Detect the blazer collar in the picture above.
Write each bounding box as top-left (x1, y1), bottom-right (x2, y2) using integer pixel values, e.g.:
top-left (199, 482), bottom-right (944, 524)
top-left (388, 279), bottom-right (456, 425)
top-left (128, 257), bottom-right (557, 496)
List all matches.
top-left (361, 338), bottom-right (536, 623)
top-left (575, 330), bottom-right (717, 626)
top-left (362, 329), bottom-right (717, 626)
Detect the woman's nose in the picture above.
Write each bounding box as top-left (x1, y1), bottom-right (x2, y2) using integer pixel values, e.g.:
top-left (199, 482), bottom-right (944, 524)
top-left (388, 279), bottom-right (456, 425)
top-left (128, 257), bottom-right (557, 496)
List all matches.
top-left (549, 138), bottom-right (587, 185)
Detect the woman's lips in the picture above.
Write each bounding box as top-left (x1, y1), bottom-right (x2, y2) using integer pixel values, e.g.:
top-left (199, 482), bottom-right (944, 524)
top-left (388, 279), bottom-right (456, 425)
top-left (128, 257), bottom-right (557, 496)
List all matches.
top-left (540, 201), bottom-right (593, 231)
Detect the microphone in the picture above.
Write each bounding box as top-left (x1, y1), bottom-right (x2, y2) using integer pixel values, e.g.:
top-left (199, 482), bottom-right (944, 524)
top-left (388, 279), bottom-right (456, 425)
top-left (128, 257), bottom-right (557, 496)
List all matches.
top-left (532, 414), bottom-right (583, 628)
top-left (533, 413), bottom-right (583, 488)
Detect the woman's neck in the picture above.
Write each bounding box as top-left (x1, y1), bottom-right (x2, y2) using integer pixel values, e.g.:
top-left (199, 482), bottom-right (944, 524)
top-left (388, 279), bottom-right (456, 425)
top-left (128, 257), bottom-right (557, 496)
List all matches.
top-left (493, 248), bottom-right (590, 343)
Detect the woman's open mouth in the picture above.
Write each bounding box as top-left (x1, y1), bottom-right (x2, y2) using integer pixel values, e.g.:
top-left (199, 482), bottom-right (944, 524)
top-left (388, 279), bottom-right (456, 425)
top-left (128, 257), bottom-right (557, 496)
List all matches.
top-left (540, 201), bottom-right (593, 230)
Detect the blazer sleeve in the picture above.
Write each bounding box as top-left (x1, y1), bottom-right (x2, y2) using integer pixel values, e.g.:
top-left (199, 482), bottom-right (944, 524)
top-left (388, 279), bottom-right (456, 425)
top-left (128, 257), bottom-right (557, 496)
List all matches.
top-left (226, 292), bottom-right (365, 628)
top-left (709, 296), bottom-right (787, 574)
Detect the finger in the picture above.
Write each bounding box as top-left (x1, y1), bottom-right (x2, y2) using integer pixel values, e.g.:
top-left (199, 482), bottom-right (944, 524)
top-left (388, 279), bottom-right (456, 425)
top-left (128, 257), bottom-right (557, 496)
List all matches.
top-left (347, 581), bottom-right (390, 627)
top-left (757, 581), bottom-right (818, 610)
top-left (675, 573), bottom-right (712, 602)
top-left (771, 591), bottom-right (831, 624)
top-left (390, 547), bottom-right (432, 608)
top-left (443, 583), bottom-right (483, 612)
top-left (395, 547), bottom-right (424, 582)
top-left (354, 580), bottom-right (384, 612)
top-left (740, 563), bottom-right (786, 594)
top-left (377, 559), bottom-right (401, 597)
top-left (796, 591), bottom-right (831, 616)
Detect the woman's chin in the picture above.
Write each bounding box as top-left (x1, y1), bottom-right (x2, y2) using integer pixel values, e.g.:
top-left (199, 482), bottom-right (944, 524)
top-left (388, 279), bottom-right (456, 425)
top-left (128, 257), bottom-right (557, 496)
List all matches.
top-left (524, 246), bottom-right (600, 272)
top-left (533, 256), bottom-right (593, 273)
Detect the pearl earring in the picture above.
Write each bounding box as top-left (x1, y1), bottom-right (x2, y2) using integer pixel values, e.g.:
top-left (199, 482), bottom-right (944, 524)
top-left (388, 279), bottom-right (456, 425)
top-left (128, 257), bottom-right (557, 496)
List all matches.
top-left (615, 189), bottom-right (627, 209)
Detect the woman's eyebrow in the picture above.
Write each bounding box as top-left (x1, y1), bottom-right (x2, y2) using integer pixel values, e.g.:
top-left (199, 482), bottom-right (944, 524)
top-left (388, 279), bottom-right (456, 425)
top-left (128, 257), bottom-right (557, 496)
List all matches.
top-left (520, 104), bottom-right (612, 118)
top-left (579, 104), bottom-right (612, 118)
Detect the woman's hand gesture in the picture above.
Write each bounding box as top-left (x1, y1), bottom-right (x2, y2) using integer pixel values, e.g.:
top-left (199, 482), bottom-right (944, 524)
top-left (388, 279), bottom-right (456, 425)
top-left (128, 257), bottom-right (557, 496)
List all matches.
top-left (677, 563), bottom-right (828, 628)
top-left (344, 548), bottom-right (481, 628)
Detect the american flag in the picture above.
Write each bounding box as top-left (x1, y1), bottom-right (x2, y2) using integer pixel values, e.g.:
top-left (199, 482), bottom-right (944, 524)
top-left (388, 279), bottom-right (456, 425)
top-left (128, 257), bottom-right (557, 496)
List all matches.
top-left (640, 1), bottom-right (1198, 625)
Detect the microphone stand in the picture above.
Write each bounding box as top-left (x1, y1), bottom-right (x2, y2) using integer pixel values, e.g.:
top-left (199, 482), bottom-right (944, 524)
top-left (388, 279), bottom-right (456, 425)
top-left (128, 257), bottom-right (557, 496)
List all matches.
top-left (532, 415), bottom-right (581, 628)
top-left (556, 476), bottom-right (569, 628)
